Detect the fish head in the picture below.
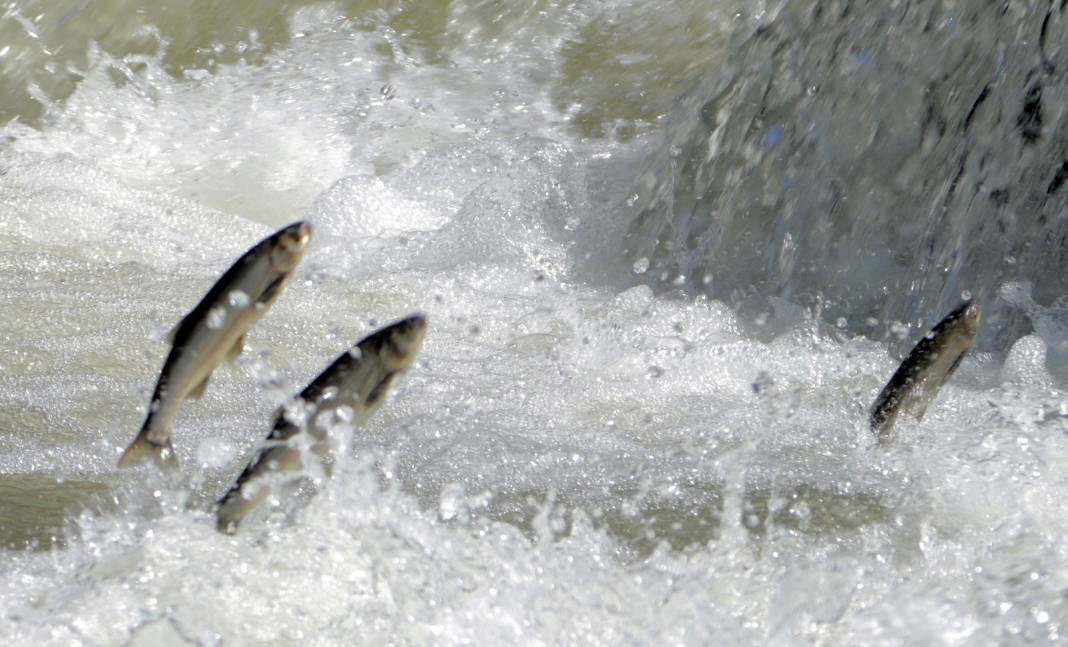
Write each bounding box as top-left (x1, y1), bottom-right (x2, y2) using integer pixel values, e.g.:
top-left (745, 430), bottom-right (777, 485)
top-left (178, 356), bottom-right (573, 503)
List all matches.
top-left (933, 298), bottom-right (982, 351)
top-left (955, 299), bottom-right (982, 338)
top-left (380, 315), bottom-right (428, 368)
top-left (269, 221), bottom-right (313, 273)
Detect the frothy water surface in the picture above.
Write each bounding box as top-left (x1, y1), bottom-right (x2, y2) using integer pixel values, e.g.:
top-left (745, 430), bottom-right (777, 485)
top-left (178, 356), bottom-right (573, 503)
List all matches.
top-left (1, 2), bottom-right (1068, 645)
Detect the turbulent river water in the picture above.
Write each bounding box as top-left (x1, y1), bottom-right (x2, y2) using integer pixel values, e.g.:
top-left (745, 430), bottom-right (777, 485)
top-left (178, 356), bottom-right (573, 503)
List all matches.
top-left (1, 1), bottom-right (1068, 645)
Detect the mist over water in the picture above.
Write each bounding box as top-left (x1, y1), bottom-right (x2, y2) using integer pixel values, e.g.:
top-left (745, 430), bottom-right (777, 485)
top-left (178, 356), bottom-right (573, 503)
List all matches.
top-left (625, 1), bottom-right (1068, 351)
top-left (1, 1), bottom-right (1068, 645)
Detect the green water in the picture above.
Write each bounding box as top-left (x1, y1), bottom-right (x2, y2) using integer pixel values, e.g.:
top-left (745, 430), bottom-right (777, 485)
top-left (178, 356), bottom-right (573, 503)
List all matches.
top-left (0, 474), bottom-right (114, 549)
top-left (0, 0), bottom-right (738, 137)
top-left (469, 482), bottom-right (894, 559)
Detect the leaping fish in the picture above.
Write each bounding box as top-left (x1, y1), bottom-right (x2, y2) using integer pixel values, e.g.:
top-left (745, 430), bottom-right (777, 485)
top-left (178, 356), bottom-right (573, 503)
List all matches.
top-left (216, 315), bottom-right (427, 534)
top-left (119, 221), bottom-right (313, 469)
top-left (869, 299), bottom-right (981, 440)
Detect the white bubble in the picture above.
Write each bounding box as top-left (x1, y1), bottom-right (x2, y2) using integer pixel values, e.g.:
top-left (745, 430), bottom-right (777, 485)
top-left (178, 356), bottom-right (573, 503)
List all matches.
top-left (206, 306), bottom-right (227, 329)
top-left (228, 290), bottom-right (250, 307)
top-left (632, 257), bottom-right (650, 274)
top-left (335, 405), bottom-right (355, 423)
top-left (196, 437), bottom-right (235, 468)
top-left (890, 320), bottom-right (910, 341)
top-left (438, 483), bottom-right (466, 521)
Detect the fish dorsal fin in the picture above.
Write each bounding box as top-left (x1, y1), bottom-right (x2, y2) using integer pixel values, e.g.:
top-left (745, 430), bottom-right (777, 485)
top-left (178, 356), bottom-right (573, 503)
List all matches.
top-left (165, 318), bottom-right (183, 345)
top-left (165, 308), bottom-right (197, 345)
top-left (226, 333), bottom-right (246, 361)
top-left (187, 375), bottom-right (210, 401)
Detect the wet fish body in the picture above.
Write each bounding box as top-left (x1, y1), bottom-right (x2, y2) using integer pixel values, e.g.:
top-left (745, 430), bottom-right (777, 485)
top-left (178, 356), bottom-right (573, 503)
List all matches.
top-left (216, 315), bottom-right (427, 533)
top-left (119, 221), bottom-right (312, 468)
top-left (870, 300), bottom-right (981, 440)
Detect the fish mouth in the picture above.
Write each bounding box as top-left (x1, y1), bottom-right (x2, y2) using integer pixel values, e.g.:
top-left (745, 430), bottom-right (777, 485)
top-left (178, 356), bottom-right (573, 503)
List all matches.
top-left (280, 221), bottom-right (313, 250)
top-left (952, 299), bottom-right (981, 337)
top-left (948, 298), bottom-right (981, 323)
top-left (960, 300), bottom-right (981, 324)
top-left (271, 221), bottom-right (313, 270)
top-left (288, 221), bottom-right (313, 247)
top-left (385, 315), bottom-right (428, 364)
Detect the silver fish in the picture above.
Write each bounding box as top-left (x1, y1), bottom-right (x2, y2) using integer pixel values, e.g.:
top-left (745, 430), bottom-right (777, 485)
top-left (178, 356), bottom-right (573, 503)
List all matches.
top-left (119, 221), bottom-right (312, 469)
top-left (870, 300), bottom-right (981, 440)
top-left (216, 315), bottom-right (427, 533)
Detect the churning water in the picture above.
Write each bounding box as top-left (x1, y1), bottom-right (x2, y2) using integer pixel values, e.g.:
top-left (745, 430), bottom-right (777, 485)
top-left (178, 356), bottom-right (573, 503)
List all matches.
top-left (1, 1), bottom-right (1067, 644)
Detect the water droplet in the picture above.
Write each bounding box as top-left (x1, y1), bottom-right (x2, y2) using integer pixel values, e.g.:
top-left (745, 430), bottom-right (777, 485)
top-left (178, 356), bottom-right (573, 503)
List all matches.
top-left (206, 306), bottom-right (227, 329)
top-left (890, 321), bottom-right (910, 341)
top-left (282, 398), bottom-right (309, 426)
top-left (632, 257), bottom-right (650, 274)
top-left (196, 438), bottom-right (235, 468)
top-left (961, 290), bottom-right (972, 300)
top-left (439, 483), bottom-right (465, 521)
top-left (335, 405), bottom-right (355, 423)
top-left (228, 290), bottom-right (250, 307)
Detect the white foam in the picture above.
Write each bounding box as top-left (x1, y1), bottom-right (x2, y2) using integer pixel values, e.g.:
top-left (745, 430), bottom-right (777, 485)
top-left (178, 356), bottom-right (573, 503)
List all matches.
top-left (1, 4), bottom-right (1067, 645)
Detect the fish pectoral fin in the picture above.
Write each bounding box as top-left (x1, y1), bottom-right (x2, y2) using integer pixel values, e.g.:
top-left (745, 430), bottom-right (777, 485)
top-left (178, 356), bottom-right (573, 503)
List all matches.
top-left (364, 371), bottom-right (399, 411)
top-left (910, 376), bottom-right (945, 422)
top-left (187, 375), bottom-right (210, 401)
top-left (226, 333), bottom-right (246, 362)
top-left (898, 387), bottom-right (933, 423)
top-left (257, 275), bottom-right (288, 306)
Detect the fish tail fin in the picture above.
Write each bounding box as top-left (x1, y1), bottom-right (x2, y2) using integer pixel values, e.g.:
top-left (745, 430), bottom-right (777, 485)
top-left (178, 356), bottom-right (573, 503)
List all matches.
top-left (118, 428), bottom-right (179, 470)
top-left (216, 482), bottom-right (269, 534)
top-left (873, 419), bottom-right (895, 444)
